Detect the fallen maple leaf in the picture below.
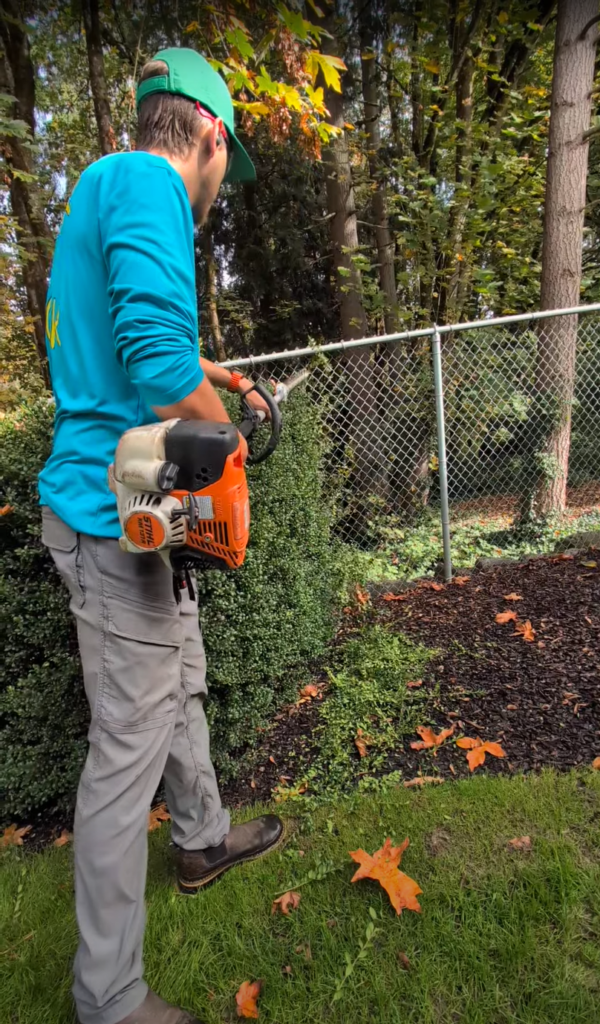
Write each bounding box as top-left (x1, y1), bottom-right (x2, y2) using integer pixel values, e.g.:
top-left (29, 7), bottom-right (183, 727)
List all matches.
top-left (496, 610), bottom-right (517, 624)
top-left (504, 592), bottom-right (523, 602)
top-left (350, 838), bottom-right (422, 915)
top-left (354, 728), bottom-right (372, 758)
top-left (1, 824), bottom-right (31, 848)
top-left (0, 504), bottom-right (14, 516)
top-left (403, 776), bottom-right (444, 788)
top-left (411, 724), bottom-right (455, 751)
top-left (456, 736), bottom-right (506, 771)
top-left (53, 830), bottom-right (72, 848)
top-left (382, 592), bottom-right (408, 602)
top-left (507, 836), bottom-right (531, 851)
top-left (298, 684), bottom-right (319, 701)
top-left (514, 620), bottom-right (535, 642)
top-left (147, 803), bottom-right (170, 832)
top-left (406, 679), bottom-right (423, 688)
top-left (453, 576), bottom-right (470, 586)
top-left (592, 757), bottom-right (600, 771)
top-left (271, 891), bottom-right (301, 916)
top-left (421, 581), bottom-right (445, 591)
top-left (355, 585), bottom-right (369, 606)
top-left (236, 980), bottom-right (262, 1019)
top-left (398, 951), bottom-right (412, 971)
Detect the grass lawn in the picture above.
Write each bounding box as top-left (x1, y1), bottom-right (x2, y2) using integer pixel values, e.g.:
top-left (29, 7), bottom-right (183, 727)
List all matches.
top-left (2, 771), bottom-right (600, 1024)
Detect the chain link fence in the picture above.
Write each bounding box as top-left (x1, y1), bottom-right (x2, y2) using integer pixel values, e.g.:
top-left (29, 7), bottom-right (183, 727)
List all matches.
top-left (223, 305), bottom-right (600, 579)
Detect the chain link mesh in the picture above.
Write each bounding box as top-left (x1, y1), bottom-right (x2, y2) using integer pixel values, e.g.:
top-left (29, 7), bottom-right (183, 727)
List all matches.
top-left (238, 310), bottom-right (600, 571)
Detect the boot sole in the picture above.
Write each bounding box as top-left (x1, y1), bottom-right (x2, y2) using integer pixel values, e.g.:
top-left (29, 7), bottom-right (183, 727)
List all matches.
top-left (177, 826), bottom-right (285, 895)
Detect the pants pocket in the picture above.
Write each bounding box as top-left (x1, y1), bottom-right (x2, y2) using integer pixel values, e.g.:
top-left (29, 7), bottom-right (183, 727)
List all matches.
top-left (102, 604), bottom-right (183, 733)
top-left (41, 506), bottom-right (86, 609)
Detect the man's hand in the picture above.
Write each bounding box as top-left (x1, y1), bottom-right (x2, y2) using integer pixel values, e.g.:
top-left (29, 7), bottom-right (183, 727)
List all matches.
top-left (239, 377), bottom-right (272, 421)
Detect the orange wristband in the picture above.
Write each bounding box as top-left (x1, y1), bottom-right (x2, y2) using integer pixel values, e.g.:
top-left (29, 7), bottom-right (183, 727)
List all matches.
top-left (227, 371), bottom-right (244, 393)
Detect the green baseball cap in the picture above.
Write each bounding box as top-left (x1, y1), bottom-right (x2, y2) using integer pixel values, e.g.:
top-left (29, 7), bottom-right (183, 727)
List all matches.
top-left (136, 47), bottom-right (256, 183)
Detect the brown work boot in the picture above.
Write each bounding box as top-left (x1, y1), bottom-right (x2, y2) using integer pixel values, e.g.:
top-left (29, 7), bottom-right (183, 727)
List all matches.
top-left (88, 990), bottom-right (202, 1023)
top-left (176, 814), bottom-right (284, 894)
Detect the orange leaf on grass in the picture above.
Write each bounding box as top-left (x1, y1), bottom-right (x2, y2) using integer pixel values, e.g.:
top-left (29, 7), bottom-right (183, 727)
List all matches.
top-left (514, 620), bottom-right (536, 642)
top-left (456, 736), bottom-right (506, 771)
top-left (236, 980), bottom-right (262, 1019)
top-left (592, 757), bottom-right (600, 770)
top-left (1, 824), bottom-right (31, 848)
top-left (411, 724), bottom-right (455, 751)
top-left (0, 504), bottom-right (14, 516)
top-left (271, 891), bottom-right (301, 916)
top-left (508, 836), bottom-right (531, 851)
top-left (496, 610), bottom-right (517, 624)
top-left (349, 838), bottom-right (422, 915)
top-left (148, 803), bottom-right (170, 832)
top-left (504, 592), bottom-right (523, 601)
top-left (355, 585), bottom-right (369, 606)
top-left (406, 679), bottom-right (423, 688)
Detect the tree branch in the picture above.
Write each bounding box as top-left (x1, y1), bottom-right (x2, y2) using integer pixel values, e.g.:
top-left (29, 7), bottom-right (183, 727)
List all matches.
top-left (580, 14), bottom-right (600, 40)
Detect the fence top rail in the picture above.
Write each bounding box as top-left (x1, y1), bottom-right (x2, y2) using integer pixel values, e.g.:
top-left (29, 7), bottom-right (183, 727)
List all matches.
top-left (218, 302), bottom-right (600, 370)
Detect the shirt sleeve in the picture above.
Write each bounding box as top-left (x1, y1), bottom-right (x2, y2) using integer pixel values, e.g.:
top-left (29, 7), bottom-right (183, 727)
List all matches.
top-left (98, 158), bottom-right (203, 408)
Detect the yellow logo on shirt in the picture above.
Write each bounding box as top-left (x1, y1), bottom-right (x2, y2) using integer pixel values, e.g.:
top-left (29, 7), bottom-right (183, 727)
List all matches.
top-left (45, 297), bottom-right (61, 349)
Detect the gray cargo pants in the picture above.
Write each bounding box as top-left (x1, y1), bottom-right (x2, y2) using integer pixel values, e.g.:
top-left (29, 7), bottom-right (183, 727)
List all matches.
top-left (41, 507), bottom-right (230, 1024)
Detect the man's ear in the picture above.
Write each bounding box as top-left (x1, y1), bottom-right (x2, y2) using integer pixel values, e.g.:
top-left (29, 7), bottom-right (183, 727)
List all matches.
top-left (205, 119), bottom-right (220, 160)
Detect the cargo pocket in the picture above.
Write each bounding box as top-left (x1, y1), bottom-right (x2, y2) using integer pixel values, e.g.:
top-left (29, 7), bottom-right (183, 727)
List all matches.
top-left (102, 603), bottom-right (183, 734)
top-left (41, 507), bottom-right (86, 609)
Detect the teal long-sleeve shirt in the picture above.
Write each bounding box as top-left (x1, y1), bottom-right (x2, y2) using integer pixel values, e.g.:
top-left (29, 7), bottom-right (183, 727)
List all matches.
top-left (38, 151), bottom-right (204, 537)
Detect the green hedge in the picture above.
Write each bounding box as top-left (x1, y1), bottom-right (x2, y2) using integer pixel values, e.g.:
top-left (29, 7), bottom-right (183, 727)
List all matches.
top-left (0, 395), bottom-right (348, 819)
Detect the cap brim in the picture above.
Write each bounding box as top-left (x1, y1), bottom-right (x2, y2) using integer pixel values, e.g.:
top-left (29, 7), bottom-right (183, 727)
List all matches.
top-left (226, 134), bottom-right (256, 183)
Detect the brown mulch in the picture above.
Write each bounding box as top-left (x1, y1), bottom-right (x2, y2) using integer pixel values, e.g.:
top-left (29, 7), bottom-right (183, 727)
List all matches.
top-left (377, 549), bottom-right (600, 780)
top-left (223, 548), bottom-right (600, 803)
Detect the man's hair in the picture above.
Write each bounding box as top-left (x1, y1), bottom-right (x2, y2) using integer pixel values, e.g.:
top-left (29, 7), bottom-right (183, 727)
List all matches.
top-left (136, 59), bottom-right (205, 156)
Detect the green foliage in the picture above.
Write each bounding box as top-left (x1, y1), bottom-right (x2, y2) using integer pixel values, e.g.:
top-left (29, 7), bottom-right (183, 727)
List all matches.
top-left (353, 506), bottom-right (600, 584)
top-left (299, 625), bottom-right (433, 797)
top-left (0, 393), bottom-right (348, 819)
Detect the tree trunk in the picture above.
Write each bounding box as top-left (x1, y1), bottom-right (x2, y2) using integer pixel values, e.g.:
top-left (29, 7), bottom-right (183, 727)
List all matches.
top-left (201, 223), bottom-right (227, 362)
top-left (0, 0), bottom-right (52, 386)
top-left (82, 0), bottom-right (116, 155)
top-left (359, 6), bottom-right (398, 335)
top-left (321, 12), bottom-right (387, 519)
top-left (533, 0), bottom-right (598, 516)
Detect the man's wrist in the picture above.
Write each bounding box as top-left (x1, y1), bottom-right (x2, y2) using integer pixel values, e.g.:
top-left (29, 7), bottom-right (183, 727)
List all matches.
top-left (228, 372), bottom-right (253, 395)
top-left (227, 370), bottom-right (245, 393)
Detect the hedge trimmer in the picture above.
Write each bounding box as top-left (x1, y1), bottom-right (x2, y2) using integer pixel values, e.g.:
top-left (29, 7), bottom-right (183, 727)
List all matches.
top-left (108, 369), bottom-right (310, 584)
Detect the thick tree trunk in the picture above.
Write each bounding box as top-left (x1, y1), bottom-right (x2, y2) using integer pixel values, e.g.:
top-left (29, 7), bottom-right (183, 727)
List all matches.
top-left (201, 223), bottom-right (226, 362)
top-left (321, 16), bottom-right (387, 516)
top-left (359, 7), bottom-right (397, 335)
top-left (437, 8), bottom-right (475, 325)
top-left (82, 0), bottom-right (116, 155)
top-left (0, 0), bottom-right (52, 386)
top-left (533, 0), bottom-right (598, 516)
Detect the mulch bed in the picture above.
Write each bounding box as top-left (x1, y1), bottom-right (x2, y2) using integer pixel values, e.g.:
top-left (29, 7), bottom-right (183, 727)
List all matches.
top-left (379, 549), bottom-right (600, 780)
top-left (224, 548), bottom-right (600, 803)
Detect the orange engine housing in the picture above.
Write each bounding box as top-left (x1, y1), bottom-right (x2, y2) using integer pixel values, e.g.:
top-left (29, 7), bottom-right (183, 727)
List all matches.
top-left (172, 446), bottom-right (250, 570)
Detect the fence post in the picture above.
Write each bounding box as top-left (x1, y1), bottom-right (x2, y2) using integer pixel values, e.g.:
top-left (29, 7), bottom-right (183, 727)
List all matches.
top-left (432, 327), bottom-right (453, 582)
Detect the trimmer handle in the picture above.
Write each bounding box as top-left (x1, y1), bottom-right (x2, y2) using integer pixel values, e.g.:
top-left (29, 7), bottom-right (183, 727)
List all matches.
top-left (238, 381), bottom-right (282, 464)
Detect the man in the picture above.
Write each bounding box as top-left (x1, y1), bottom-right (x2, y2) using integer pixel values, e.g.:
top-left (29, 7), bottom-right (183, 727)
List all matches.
top-left (39, 48), bottom-right (283, 1024)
